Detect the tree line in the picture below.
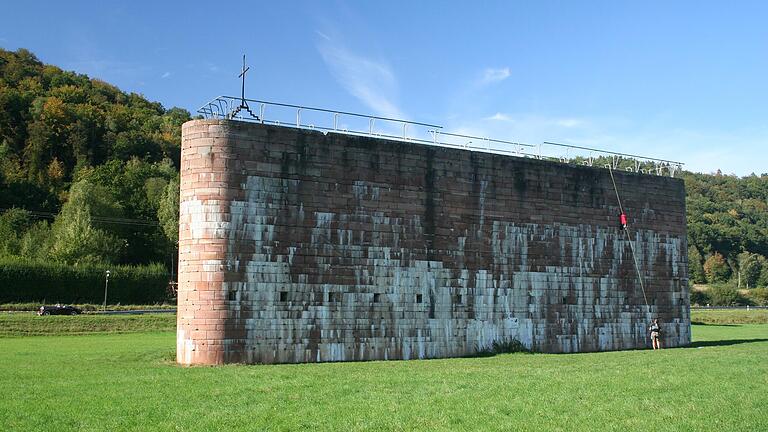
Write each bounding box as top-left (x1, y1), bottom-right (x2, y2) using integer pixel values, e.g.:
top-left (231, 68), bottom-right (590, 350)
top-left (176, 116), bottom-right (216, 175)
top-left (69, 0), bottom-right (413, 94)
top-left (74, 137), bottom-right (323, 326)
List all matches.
top-left (683, 171), bottom-right (768, 305)
top-left (684, 171), bottom-right (768, 286)
top-left (0, 48), bottom-right (187, 268)
top-left (0, 48), bottom-right (767, 305)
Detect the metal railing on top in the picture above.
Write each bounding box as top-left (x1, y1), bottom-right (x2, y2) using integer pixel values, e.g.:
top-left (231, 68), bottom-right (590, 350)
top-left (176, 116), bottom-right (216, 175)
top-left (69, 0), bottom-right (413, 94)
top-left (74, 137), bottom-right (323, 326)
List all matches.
top-left (198, 95), bottom-right (684, 177)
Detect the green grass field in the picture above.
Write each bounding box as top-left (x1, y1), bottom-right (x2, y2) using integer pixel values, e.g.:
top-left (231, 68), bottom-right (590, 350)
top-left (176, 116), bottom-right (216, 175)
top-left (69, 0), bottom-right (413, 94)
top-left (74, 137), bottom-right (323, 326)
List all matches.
top-left (0, 303), bottom-right (177, 312)
top-left (0, 313), bottom-right (176, 336)
top-left (691, 308), bottom-right (768, 325)
top-left (1, 313), bottom-right (766, 431)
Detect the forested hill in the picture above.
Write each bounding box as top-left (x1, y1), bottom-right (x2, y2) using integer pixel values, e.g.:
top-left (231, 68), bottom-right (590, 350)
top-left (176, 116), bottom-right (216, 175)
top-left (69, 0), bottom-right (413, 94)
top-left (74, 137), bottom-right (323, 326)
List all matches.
top-left (0, 47), bottom-right (767, 290)
top-left (0, 48), bottom-right (190, 265)
top-left (684, 171), bottom-right (768, 287)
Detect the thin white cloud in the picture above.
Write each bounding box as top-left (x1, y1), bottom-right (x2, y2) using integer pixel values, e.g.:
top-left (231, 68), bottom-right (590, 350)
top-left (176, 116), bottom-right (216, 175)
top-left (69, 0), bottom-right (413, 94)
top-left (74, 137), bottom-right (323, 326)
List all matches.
top-left (485, 112), bottom-right (512, 121)
top-left (479, 67), bottom-right (511, 85)
top-left (556, 118), bottom-right (584, 128)
top-left (161, 71), bottom-right (171, 79)
top-left (318, 41), bottom-right (406, 119)
top-left (482, 112), bottom-right (588, 129)
top-left (316, 30), bottom-right (331, 41)
top-left (445, 113), bottom-right (605, 159)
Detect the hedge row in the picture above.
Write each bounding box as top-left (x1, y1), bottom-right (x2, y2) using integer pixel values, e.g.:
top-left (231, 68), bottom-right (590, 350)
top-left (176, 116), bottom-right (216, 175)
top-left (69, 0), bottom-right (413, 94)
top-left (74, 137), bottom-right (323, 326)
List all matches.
top-left (0, 257), bottom-right (170, 304)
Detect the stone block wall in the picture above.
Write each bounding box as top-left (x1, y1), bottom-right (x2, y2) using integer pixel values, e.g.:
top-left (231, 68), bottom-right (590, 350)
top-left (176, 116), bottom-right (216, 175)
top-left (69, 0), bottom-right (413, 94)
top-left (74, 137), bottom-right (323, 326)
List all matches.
top-left (177, 119), bottom-right (689, 365)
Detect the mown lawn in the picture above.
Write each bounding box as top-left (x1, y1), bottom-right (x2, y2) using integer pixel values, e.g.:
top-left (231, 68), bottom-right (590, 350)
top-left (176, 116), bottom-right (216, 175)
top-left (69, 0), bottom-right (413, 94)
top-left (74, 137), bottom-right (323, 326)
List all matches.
top-left (691, 308), bottom-right (768, 325)
top-left (0, 313), bottom-right (176, 336)
top-left (0, 315), bottom-right (766, 431)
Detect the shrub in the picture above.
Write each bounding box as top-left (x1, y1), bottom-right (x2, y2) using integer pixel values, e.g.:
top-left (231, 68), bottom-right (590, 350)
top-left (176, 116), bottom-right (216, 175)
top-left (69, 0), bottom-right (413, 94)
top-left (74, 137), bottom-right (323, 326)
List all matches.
top-left (708, 284), bottom-right (749, 306)
top-left (737, 252), bottom-right (763, 288)
top-left (0, 256), bottom-right (169, 304)
top-left (704, 253), bottom-right (731, 284)
top-left (760, 265), bottom-right (768, 287)
top-left (690, 289), bottom-right (711, 306)
top-left (0, 208), bottom-right (33, 257)
top-left (688, 246), bottom-right (707, 284)
top-left (746, 288), bottom-right (768, 306)
top-left (474, 338), bottom-right (530, 357)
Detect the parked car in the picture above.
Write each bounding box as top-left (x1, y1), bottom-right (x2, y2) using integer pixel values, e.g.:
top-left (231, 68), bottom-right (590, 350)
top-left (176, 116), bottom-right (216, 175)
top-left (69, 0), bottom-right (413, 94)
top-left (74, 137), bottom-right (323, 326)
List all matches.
top-left (37, 305), bottom-right (82, 316)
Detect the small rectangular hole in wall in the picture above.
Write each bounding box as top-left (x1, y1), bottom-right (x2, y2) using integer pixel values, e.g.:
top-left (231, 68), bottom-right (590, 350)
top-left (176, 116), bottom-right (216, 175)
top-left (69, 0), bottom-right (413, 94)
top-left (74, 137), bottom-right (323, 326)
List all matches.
top-left (228, 291), bottom-right (237, 301)
top-left (416, 294), bottom-right (423, 303)
top-left (373, 293), bottom-right (381, 303)
top-left (279, 291), bottom-right (288, 302)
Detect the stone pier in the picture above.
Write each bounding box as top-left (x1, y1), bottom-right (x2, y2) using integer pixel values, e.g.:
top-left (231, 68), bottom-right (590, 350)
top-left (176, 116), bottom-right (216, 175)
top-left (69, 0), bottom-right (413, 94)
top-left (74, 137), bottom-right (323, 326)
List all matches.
top-left (177, 119), bottom-right (689, 365)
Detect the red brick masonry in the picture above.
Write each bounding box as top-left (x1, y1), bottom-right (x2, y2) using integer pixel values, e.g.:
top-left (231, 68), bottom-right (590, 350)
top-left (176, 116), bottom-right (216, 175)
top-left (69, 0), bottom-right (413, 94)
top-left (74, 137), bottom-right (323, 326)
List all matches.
top-left (177, 119), bottom-right (689, 365)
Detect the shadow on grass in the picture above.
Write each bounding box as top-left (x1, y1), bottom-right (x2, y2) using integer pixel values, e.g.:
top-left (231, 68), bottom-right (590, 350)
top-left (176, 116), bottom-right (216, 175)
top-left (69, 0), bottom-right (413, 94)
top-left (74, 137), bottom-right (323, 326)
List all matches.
top-left (687, 338), bottom-right (768, 348)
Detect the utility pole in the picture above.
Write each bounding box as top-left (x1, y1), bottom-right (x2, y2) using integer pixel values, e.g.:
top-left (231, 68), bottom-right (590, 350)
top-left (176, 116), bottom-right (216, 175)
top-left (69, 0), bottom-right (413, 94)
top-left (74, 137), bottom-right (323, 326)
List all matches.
top-left (103, 270), bottom-right (111, 312)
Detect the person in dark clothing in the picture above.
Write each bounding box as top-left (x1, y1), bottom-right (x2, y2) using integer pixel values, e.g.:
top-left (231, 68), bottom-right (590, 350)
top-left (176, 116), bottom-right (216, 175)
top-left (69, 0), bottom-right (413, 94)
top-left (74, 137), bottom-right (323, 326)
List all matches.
top-left (649, 318), bottom-right (661, 350)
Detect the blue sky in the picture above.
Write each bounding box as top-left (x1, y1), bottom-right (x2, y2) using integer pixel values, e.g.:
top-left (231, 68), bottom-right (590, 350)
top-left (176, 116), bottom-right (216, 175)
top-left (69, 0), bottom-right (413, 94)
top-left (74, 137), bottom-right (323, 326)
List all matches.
top-left (2, 1), bottom-right (767, 175)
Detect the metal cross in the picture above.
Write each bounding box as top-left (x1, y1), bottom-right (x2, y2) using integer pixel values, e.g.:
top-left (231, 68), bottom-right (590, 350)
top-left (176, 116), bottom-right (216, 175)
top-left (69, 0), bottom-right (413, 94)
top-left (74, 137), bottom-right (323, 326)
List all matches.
top-left (239, 54), bottom-right (250, 105)
top-left (227, 54), bottom-right (258, 120)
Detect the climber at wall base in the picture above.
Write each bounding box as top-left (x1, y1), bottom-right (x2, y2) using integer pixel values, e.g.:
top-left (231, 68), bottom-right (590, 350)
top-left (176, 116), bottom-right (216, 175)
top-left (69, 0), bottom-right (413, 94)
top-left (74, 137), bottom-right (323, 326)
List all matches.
top-left (649, 318), bottom-right (662, 350)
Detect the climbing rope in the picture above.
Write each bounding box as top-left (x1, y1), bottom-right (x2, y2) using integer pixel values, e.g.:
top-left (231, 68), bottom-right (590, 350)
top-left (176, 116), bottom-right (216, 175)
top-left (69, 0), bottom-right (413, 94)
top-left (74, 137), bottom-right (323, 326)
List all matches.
top-left (607, 165), bottom-right (650, 308)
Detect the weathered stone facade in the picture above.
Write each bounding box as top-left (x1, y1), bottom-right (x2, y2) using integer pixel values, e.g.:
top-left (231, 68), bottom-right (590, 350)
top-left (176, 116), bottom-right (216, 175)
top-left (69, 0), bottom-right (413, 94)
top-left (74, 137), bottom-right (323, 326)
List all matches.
top-left (177, 119), bottom-right (689, 365)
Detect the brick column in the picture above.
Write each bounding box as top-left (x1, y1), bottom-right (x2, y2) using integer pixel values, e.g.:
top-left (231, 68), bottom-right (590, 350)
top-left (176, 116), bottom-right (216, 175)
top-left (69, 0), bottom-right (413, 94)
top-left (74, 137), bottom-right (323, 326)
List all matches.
top-left (177, 120), bottom-right (239, 365)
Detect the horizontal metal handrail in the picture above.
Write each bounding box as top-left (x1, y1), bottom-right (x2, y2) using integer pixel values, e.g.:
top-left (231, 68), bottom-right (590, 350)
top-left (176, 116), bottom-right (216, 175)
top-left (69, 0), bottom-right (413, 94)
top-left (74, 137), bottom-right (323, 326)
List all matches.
top-left (220, 95), bottom-right (442, 129)
top-left (543, 141), bottom-right (682, 165)
top-left (197, 95), bottom-right (685, 177)
top-left (429, 130), bottom-right (535, 148)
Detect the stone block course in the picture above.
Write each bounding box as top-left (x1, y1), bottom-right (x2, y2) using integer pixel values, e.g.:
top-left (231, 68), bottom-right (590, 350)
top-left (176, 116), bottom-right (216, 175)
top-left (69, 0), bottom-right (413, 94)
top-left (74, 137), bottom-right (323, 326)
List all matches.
top-left (177, 119), bottom-right (689, 365)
